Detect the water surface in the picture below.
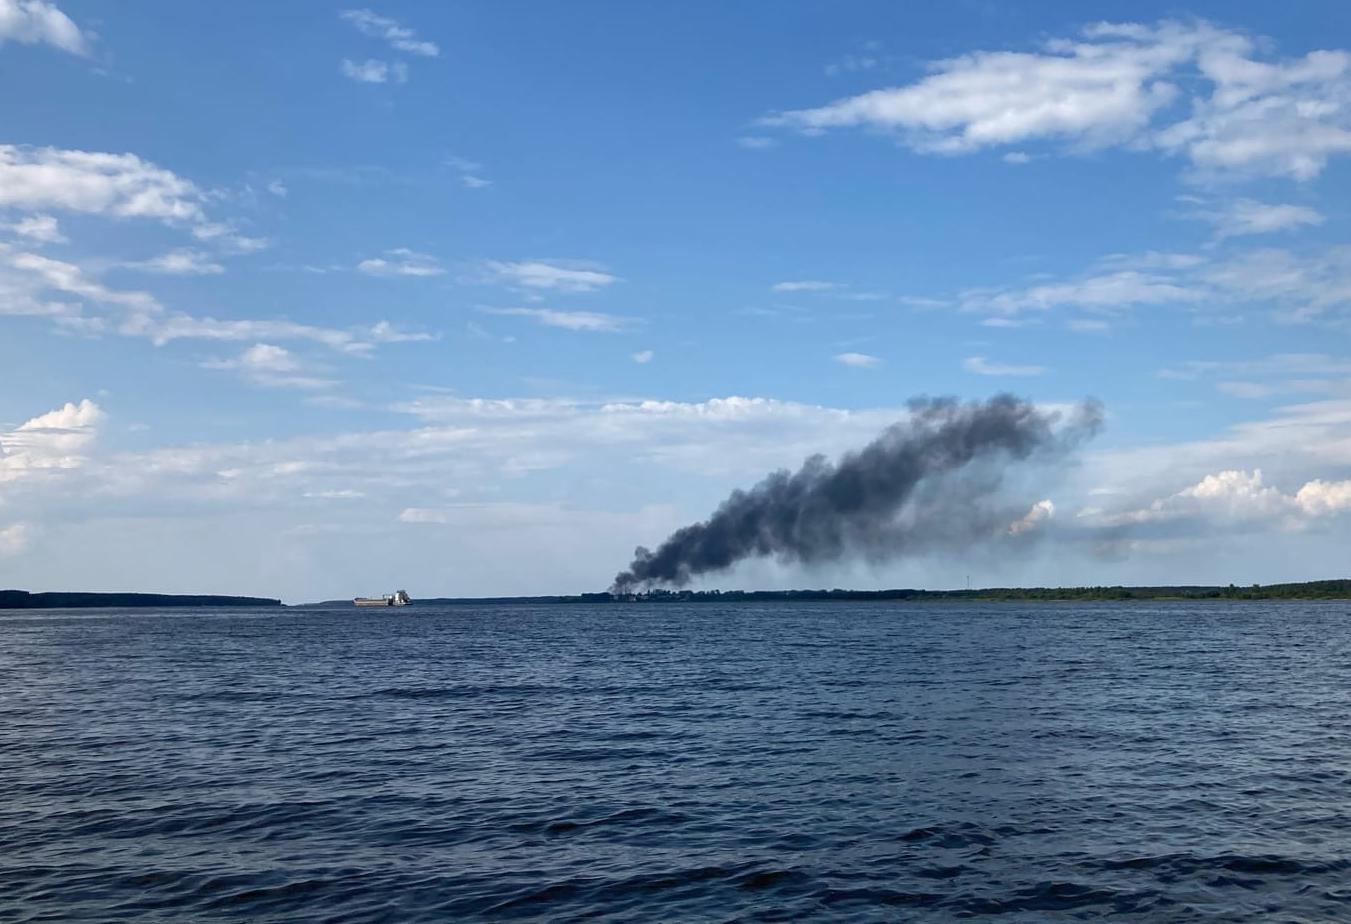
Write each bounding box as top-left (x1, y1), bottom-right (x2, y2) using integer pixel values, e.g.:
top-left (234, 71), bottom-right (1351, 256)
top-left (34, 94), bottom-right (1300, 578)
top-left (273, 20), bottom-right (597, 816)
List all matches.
top-left (3, 601), bottom-right (1350, 921)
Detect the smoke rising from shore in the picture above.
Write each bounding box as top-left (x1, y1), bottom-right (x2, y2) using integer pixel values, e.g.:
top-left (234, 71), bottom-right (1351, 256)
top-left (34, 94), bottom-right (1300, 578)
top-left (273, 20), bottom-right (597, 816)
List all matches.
top-left (611, 394), bottom-right (1102, 592)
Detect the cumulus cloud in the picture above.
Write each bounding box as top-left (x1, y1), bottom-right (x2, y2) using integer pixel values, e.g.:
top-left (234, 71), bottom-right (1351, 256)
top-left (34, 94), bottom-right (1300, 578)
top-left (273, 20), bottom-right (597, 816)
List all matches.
top-left (356, 248), bottom-right (444, 277)
top-left (764, 19), bottom-right (1351, 180)
top-left (0, 398), bottom-right (103, 484)
top-left (1093, 468), bottom-right (1351, 538)
top-left (0, 145), bottom-right (205, 224)
top-left (0, 0), bottom-right (89, 55)
top-left (479, 306), bottom-right (632, 332)
top-left (486, 260), bottom-right (618, 293)
top-left (964, 356), bottom-right (1048, 376)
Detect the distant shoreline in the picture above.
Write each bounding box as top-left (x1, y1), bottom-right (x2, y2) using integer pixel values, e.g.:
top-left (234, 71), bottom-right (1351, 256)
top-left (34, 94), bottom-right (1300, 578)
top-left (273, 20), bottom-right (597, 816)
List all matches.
top-left (7, 580), bottom-right (1348, 611)
top-left (303, 579), bottom-right (1351, 607)
top-left (0, 591), bottom-right (281, 609)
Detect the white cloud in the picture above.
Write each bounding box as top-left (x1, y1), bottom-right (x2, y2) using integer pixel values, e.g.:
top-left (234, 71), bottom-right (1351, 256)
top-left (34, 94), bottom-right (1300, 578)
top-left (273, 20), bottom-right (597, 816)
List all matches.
top-left (632, 349), bottom-right (654, 364)
top-left (398, 506), bottom-right (450, 524)
top-left (1097, 468), bottom-right (1351, 533)
top-left (0, 0), bottom-right (89, 55)
top-left (201, 343), bottom-right (336, 390)
top-left (340, 9), bottom-right (438, 57)
top-left (0, 145), bottom-right (205, 224)
top-left (1158, 43), bottom-right (1351, 180)
top-left (305, 489), bottom-right (365, 500)
top-left (963, 356), bottom-right (1048, 376)
top-left (962, 269), bottom-right (1206, 318)
top-left (266, 180), bottom-right (288, 198)
top-left (8, 251), bottom-right (159, 310)
top-left (367, 320), bottom-right (438, 344)
top-left (7, 213), bottom-right (65, 243)
top-left (341, 58), bottom-right (406, 84)
top-left (0, 145), bottom-right (266, 257)
top-left (1009, 499), bottom-right (1054, 535)
top-left (189, 222), bottom-right (268, 254)
top-left (357, 248), bottom-right (444, 277)
top-left (0, 522), bottom-right (30, 556)
top-left (835, 351), bottom-right (880, 368)
top-left (766, 20), bottom-right (1204, 152)
top-left (1295, 478), bottom-right (1351, 515)
top-left (946, 244), bottom-right (1351, 329)
top-left (486, 260), bottom-right (618, 293)
top-left (127, 314), bottom-right (428, 354)
top-left (825, 53), bottom-right (880, 77)
top-left (1, 246), bottom-right (435, 353)
top-left (1068, 317), bottom-right (1111, 333)
top-left (0, 398), bottom-right (103, 484)
top-left (772, 280), bottom-right (837, 292)
top-left (1003, 151), bottom-right (1032, 164)
top-left (737, 136), bottom-right (778, 150)
top-left (444, 155), bottom-right (491, 189)
top-left (764, 19), bottom-right (1351, 179)
top-left (1187, 198), bottom-right (1325, 239)
top-left (480, 307), bottom-right (632, 332)
top-left (123, 249), bottom-right (224, 276)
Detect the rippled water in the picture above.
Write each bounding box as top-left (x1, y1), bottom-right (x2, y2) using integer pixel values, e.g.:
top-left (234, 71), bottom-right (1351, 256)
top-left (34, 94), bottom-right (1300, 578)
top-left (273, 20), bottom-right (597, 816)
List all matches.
top-left (4, 601), bottom-right (1351, 921)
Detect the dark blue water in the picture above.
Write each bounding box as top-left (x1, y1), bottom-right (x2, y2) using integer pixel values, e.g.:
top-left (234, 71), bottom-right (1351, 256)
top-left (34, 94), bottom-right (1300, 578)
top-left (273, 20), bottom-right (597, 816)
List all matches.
top-left (3, 601), bottom-right (1351, 922)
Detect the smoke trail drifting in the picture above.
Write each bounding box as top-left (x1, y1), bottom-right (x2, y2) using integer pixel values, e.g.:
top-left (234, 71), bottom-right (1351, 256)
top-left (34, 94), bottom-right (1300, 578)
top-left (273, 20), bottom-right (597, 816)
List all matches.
top-left (611, 394), bottom-right (1102, 592)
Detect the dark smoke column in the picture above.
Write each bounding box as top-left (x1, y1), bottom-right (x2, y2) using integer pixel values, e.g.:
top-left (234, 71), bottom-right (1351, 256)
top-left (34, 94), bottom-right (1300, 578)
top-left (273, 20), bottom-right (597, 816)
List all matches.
top-left (611, 394), bottom-right (1101, 593)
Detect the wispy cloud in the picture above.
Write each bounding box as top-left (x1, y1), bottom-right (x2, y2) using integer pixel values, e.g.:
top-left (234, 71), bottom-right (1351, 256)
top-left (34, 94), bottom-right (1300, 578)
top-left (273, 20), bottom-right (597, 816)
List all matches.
top-left (444, 156), bottom-right (491, 189)
top-left (772, 280), bottom-right (837, 292)
top-left (963, 356), bottom-right (1048, 376)
top-left (486, 260), bottom-right (618, 293)
top-left (480, 307), bottom-right (632, 333)
top-left (632, 349), bottom-right (654, 364)
top-left (1183, 197), bottom-right (1325, 240)
top-left (201, 343), bottom-right (337, 390)
top-left (122, 249), bottom-right (224, 276)
top-left (341, 58), bottom-right (407, 84)
top-left (340, 9), bottom-right (439, 57)
top-left (736, 136), bottom-right (778, 150)
top-left (356, 248), bottom-right (444, 277)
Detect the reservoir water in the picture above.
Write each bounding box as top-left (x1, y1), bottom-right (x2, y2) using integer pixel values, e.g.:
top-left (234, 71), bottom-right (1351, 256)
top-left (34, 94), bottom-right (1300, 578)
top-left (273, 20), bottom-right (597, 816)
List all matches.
top-left (3, 601), bottom-right (1350, 921)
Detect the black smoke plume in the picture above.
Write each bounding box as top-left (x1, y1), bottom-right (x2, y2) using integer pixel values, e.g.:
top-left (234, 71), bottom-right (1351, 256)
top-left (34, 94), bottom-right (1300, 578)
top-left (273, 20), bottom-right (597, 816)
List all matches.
top-left (611, 394), bottom-right (1102, 592)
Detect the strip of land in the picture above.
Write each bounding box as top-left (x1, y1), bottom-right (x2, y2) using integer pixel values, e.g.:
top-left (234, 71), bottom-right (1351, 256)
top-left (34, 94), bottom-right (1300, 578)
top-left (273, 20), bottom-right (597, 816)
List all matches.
top-left (306, 579), bottom-right (1351, 606)
top-left (0, 591), bottom-right (282, 609)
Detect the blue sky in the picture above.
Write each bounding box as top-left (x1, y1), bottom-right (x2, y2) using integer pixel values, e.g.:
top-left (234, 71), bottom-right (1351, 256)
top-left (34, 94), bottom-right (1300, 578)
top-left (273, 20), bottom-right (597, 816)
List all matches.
top-left (4, 1), bottom-right (1351, 600)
